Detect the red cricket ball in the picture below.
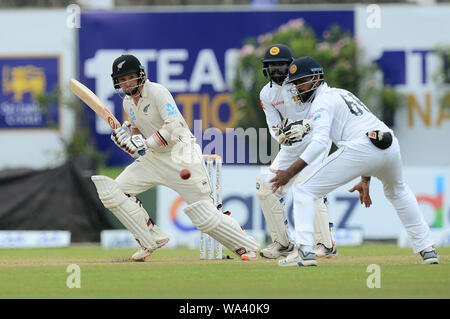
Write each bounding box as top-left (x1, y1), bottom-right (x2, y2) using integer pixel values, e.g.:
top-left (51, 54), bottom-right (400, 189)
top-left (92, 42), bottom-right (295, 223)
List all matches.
top-left (180, 168), bottom-right (191, 180)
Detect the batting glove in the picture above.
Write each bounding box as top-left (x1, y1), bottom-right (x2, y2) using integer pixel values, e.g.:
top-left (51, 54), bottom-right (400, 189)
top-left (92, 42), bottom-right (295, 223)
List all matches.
top-left (111, 121), bottom-right (139, 157)
top-left (127, 134), bottom-right (150, 156)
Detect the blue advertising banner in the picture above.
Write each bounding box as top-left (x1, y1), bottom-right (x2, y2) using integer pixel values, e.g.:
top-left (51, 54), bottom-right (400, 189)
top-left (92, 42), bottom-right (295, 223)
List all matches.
top-left (0, 56), bottom-right (60, 129)
top-left (78, 10), bottom-right (353, 166)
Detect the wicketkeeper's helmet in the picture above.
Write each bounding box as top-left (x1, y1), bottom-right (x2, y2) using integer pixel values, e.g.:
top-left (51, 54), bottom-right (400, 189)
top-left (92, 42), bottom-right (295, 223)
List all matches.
top-left (262, 44), bottom-right (294, 85)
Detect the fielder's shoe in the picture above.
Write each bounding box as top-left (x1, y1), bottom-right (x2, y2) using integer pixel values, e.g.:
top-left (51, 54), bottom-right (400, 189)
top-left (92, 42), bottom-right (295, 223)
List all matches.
top-left (131, 237), bottom-right (170, 262)
top-left (241, 250), bottom-right (258, 261)
top-left (313, 242), bottom-right (337, 259)
top-left (278, 247), bottom-right (317, 267)
top-left (419, 247), bottom-right (439, 264)
top-left (259, 242), bottom-right (294, 259)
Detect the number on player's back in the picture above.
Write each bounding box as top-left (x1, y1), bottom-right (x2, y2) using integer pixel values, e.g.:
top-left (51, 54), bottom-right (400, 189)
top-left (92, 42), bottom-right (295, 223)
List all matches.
top-left (340, 91), bottom-right (370, 116)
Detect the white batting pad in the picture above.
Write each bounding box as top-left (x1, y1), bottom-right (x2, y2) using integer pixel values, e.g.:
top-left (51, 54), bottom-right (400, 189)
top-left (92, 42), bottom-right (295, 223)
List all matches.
top-left (183, 199), bottom-right (222, 233)
top-left (255, 177), bottom-right (290, 247)
top-left (91, 175), bottom-right (158, 250)
top-left (184, 199), bottom-right (260, 256)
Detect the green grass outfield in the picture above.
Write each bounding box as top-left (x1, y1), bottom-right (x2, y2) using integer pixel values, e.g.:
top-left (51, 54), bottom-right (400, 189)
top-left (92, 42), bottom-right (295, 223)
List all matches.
top-left (0, 245), bottom-right (448, 299)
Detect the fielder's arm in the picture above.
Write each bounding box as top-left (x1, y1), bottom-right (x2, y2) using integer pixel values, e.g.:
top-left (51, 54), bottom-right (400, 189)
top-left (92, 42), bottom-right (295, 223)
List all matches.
top-left (269, 107), bottom-right (330, 192)
top-left (269, 158), bottom-right (308, 193)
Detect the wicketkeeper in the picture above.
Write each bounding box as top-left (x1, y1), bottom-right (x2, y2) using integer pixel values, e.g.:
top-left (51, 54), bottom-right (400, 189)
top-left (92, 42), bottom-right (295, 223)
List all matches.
top-left (91, 54), bottom-right (260, 261)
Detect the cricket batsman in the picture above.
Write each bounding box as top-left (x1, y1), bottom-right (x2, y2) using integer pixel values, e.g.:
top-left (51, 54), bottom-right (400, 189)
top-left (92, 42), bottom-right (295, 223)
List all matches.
top-left (91, 54), bottom-right (260, 261)
top-left (257, 44), bottom-right (337, 259)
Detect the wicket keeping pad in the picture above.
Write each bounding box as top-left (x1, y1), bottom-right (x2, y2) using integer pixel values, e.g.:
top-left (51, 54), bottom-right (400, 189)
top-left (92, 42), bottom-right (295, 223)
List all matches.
top-left (91, 175), bottom-right (163, 250)
top-left (184, 199), bottom-right (260, 256)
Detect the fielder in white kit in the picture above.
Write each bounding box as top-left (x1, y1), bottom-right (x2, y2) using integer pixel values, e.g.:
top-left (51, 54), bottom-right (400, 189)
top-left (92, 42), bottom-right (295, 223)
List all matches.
top-left (256, 44), bottom-right (337, 259)
top-left (271, 56), bottom-right (439, 266)
top-left (91, 54), bottom-right (260, 261)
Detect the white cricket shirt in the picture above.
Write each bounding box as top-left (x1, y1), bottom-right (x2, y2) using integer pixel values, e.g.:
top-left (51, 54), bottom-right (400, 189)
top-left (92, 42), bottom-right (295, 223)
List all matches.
top-left (301, 82), bottom-right (391, 164)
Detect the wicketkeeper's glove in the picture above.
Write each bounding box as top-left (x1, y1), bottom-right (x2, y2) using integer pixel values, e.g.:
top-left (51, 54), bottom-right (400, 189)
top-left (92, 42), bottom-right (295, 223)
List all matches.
top-left (272, 118), bottom-right (313, 146)
top-left (282, 119), bottom-right (313, 143)
top-left (272, 119), bottom-right (293, 146)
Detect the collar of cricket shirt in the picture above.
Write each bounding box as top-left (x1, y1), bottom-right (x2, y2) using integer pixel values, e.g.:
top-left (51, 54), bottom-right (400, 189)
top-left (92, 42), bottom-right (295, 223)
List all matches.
top-left (134, 80), bottom-right (151, 108)
top-left (315, 81), bottom-right (328, 97)
top-left (139, 79), bottom-right (151, 99)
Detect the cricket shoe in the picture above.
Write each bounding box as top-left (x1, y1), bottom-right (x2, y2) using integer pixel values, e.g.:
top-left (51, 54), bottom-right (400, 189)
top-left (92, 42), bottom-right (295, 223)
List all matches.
top-left (419, 247), bottom-right (439, 264)
top-left (241, 250), bottom-right (258, 261)
top-left (278, 247), bottom-right (317, 267)
top-left (259, 242), bottom-right (294, 259)
top-left (131, 223), bottom-right (170, 262)
top-left (313, 242), bottom-right (337, 259)
top-left (131, 237), bottom-right (170, 262)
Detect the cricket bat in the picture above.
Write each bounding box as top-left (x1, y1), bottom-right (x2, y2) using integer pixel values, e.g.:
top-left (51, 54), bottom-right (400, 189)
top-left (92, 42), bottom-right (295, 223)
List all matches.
top-left (70, 78), bottom-right (120, 130)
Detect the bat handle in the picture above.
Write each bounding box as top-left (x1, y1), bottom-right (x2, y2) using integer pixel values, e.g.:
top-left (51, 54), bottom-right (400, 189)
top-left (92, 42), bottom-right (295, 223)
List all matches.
top-left (138, 149), bottom-right (146, 156)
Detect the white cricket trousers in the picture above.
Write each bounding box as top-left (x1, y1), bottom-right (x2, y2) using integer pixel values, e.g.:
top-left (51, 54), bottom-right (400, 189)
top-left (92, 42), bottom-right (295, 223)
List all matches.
top-left (115, 143), bottom-right (212, 205)
top-left (293, 135), bottom-right (434, 254)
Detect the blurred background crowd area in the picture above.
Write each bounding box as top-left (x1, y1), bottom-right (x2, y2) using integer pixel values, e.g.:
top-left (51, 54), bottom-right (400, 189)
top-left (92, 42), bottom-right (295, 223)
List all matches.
top-left (1, 0), bottom-right (448, 8)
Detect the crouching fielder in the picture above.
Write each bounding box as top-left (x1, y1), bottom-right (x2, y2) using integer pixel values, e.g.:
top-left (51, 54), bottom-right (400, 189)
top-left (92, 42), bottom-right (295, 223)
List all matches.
top-left (92, 54), bottom-right (259, 261)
